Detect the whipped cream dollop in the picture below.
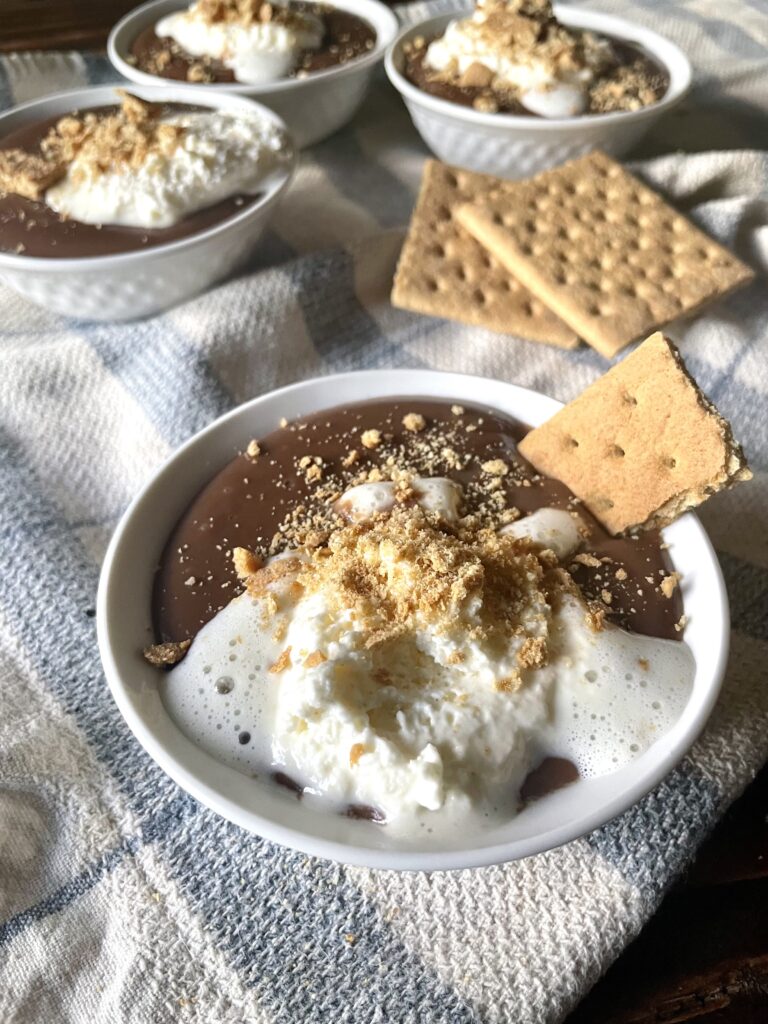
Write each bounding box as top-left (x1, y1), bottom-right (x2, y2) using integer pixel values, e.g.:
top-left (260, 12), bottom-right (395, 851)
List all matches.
top-left (162, 477), bottom-right (694, 832)
top-left (45, 110), bottom-right (290, 230)
top-left (155, 0), bottom-right (324, 84)
top-left (424, 0), bottom-right (612, 118)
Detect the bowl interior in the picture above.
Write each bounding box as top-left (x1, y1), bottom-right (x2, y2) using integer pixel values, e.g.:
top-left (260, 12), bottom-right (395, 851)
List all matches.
top-left (109, 0), bottom-right (399, 94)
top-left (386, 4), bottom-right (692, 128)
top-left (98, 371), bottom-right (727, 871)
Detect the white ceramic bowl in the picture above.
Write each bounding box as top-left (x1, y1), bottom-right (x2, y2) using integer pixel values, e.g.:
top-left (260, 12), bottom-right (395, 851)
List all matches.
top-left (108, 0), bottom-right (399, 148)
top-left (0, 85), bottom-right (295, 321)
top-left (385, 5), bottom-right (692, 178)
top-left (97, 370), bottom-right (728, 871)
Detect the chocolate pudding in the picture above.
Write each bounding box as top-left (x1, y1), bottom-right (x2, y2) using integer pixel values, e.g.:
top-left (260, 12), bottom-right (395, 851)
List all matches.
top-left (154, 398), bottom-right (683, 643)
top-left (0, 104), bottom-right (258, 259)
top-left (129, 3), bottom-right (376, 85)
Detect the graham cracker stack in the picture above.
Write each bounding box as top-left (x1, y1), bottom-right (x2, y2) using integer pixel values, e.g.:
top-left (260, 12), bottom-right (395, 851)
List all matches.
top-left (518, 332), bottom-right (751, 534)
top-left (455, 151), bottom-right (754, 359)
top-left (392, 160), bottom-right (578, 349)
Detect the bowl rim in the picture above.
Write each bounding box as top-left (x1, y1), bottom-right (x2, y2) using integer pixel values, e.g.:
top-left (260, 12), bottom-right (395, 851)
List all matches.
top-left (0, 84), bottom-right (296, 272)
top-left (97, 369), bottom-right (729, 872)
top-left (107, 0), bottom-right (400, 95)
top-left (385, 3), bottom-right (692, 131)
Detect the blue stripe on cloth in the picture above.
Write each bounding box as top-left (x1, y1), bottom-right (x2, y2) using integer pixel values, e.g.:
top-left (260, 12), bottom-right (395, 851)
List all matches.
top-left (719, 552), bottom-right (768, 642)
top-left (0, 837), bottom-right (140, 946)
top-left (158, 816), bottom-right (479, 1024)
top-left (311, 125), bottom-right (416, 229)
top-left (82, 53), bottom-right (124, 86)
top-left (0, 794), bottom-right (199, 947)
top-left (631, 0), bottom-right (768, 60)
top-left (288, 248), bottom-right (430, 370)
top-left (0, 60), bottom-right (11, 111)
top-left (0, 428), bottom-right (184, 815)
top-left (82, 320), bottom-right (233, 448)
top-left (586, 762), bottom-right (721, 900)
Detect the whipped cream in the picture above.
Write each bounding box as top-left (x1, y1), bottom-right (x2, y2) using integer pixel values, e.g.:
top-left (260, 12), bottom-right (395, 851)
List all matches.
top-left (45, 110), bottom-right (290, 230)
top-left (155, 1), bottom-right (324, 84)
top-left (162, 479), bottom-right (694, 832)
top-left (424, 0), bottom-right (612, 117)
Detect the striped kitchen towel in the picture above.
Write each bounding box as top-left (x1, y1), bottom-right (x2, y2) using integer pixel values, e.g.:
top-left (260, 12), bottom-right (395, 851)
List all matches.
top-left (1, 2), bottom-right (767, 1022)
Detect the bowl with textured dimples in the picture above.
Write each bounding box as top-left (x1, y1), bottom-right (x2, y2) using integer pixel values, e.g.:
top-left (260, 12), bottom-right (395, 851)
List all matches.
top-left (385, 5), bottom-right (691, 179)
top-left (97, 369), bottom-right (728, 871)
top-left (108, 0), bottom-right (399, 148)
top-left (0, 84), bottom-right (295, 321)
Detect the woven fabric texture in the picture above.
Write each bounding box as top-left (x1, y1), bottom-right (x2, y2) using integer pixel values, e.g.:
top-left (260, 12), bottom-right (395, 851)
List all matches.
top-left (1, 2), bottom-right (767, 1022)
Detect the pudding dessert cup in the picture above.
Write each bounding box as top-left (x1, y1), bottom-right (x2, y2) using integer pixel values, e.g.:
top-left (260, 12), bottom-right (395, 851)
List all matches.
top-left (109, 0), bottom-right (399, 147)
top-left (385, 5), bottom-right (691, 178)
top-left (0, 85), bottom-right (295, 320)
top-left (98, 370), bottom-right (728, 871)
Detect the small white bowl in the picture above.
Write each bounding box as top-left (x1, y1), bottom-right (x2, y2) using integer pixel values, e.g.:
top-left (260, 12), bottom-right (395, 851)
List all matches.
top-left (385, 5), bottom-right (692, 179)
top-left (108, 0), bottom-right (399, 148)
top-left (98, 370), bottom-right (728, 871)
top-left (0, 85), bottom-right (295, 321)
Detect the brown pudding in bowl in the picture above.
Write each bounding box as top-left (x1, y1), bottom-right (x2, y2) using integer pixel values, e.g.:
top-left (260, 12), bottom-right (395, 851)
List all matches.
top-left (148, 398), bottom-right (687, 822)
top-left (403, 0), bottom-right (669, 118)
top-left (0, 91), bottom-right (290, 259)
top-left (128, 0), bottom-right (377, 85)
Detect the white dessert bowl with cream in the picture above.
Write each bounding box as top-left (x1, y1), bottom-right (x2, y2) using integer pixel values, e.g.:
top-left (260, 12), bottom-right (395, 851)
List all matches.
top-left (385, 5), bottom-right (691, 179)
top-left (97, 370), bottom-right (728, 871)
top-left (0, 85), bottom-right (295, 320)
top-left (108, 0), bottom-right (399, 148)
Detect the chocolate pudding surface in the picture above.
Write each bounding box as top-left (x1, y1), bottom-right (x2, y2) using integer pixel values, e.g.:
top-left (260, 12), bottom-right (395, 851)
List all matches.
top-left (130, 4), bottom-right (376, 85)
top-left (0, 104), bottom-right (259, 259)
top-left (153, 397), bottom-right (684, 644)
top-left (404, 37), bottom-right (670, 116)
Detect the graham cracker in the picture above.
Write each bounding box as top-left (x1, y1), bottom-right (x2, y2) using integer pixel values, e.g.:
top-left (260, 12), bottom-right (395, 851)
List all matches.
top-left (392, 160), bottom-right (578, 349)
top-left (0, 148), bottom-right (65, 201)
top-left (456, 150), bottom-right (754, 359)
top-left (517, 332), bottom-right (751, 534)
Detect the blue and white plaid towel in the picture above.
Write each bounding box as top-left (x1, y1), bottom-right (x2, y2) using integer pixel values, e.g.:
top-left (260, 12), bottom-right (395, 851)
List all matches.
top-left (1, 2), bottom-right (767, 1021)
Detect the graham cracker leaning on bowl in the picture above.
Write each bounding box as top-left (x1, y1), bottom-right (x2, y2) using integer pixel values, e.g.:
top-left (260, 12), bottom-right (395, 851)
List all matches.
top-left (517, 332), bottom-right (751, 534)
top-left (392, 160), bottom-right (578, 349)
top-left (455, 151), bottom-right (755, 359)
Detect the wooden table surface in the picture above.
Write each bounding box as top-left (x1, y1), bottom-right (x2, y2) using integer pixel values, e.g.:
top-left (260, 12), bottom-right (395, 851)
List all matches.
top-left (1, 6), bottom-right (766, 1022)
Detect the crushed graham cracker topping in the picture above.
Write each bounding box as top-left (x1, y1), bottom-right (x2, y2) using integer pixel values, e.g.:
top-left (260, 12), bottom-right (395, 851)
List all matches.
top-left (0, 92), bottom-right (187, 202)
top-left (193, 0), bottom-right (313, 29)
top-left (291, 504), bottom-right (559, 655)
top-left (404, 0), bottom-right (667, 116)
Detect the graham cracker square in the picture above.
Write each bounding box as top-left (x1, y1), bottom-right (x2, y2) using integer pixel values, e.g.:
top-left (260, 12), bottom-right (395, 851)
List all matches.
top-left (392, 160), bottom-right (578, 349)
top-left (456, 151), bottom-right (754, 359)
top-left (517, 332), bottom-right (751, 534)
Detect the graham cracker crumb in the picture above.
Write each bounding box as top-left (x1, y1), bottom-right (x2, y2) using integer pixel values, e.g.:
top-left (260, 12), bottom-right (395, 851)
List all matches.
top-left (342, 449), bottom-right (359, 468)
top-left (361, 429), bottom-right (382, 450)
top-left (232, 546), bottom-right (262, 583)
top-left (481, 459), bottom-right (508, 477)
top-left (246, 439), bottom-right (261, 459)
top-left (574, 552), bottom-right (602, 568)
top-left (349, 743), bottom-right (366, 767)
top-left (660, 572), bottom-right (681, 599)
top-left (402, 412), bottom-right (427, 433)
top-left (304, 650), bottom-right (327, 668)
top-left (143, 639), bottom-right (191, 667)
top-left (269, 646), bottom-right (292, 673)
top-left (600, 589), bottom-right (613, 605)
top-left (615, 567), bottom-right (628, 581)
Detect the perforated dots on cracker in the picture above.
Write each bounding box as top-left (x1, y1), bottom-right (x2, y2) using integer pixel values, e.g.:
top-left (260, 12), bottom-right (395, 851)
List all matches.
top-left (518, 332), bottom-right (751, 534)
top-left (456, 151), bottom-right (754, 359)
top-left (392, 160), bottom-right (578, 349)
